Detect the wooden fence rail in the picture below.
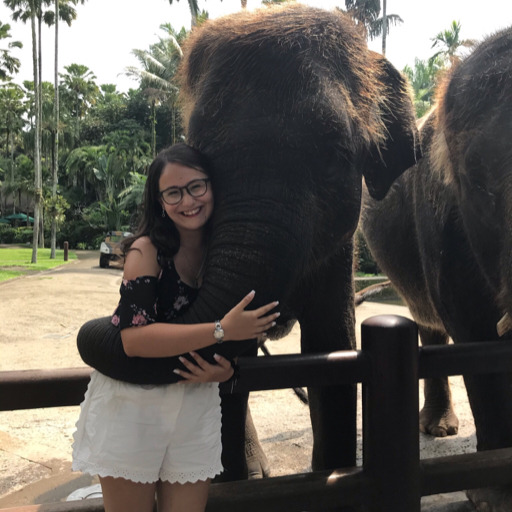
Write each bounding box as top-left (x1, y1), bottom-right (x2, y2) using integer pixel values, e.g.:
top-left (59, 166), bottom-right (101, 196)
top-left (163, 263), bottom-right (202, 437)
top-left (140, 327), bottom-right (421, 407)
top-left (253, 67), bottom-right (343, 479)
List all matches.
top-left (2, 315), bottom-right (512, 511)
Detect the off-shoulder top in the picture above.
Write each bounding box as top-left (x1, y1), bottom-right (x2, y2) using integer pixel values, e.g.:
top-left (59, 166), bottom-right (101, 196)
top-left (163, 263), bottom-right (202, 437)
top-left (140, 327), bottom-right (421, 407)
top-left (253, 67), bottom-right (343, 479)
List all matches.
top-left (111, 254), bottom-right (198, 330)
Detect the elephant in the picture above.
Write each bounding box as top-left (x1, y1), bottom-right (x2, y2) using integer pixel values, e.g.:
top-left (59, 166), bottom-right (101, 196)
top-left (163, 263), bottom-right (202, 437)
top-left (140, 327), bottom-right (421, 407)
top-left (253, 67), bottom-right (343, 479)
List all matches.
top-left (77, 4), bottom-right (419, 483)
top-left (360, 26), bottom-right (512, 511)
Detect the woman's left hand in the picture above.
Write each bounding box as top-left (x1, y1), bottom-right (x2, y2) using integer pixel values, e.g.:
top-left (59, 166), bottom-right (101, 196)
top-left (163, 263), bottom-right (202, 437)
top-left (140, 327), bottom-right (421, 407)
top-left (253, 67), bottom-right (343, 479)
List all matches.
top-left (174, 352), bottom-right (234, 383)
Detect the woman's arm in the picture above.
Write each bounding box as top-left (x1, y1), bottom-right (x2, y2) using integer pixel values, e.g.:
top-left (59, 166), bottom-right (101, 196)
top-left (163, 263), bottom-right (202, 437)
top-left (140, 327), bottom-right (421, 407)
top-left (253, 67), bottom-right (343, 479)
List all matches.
top-left (121, 291), bottom-right (278, 357)
top-left (119, 237), bottom-right (279, 358)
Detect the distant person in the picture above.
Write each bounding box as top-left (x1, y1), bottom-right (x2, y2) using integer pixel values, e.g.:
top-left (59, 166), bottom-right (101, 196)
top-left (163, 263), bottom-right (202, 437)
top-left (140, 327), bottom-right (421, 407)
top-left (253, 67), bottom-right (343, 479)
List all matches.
top-left (72, 143), bottom-right (279, 512)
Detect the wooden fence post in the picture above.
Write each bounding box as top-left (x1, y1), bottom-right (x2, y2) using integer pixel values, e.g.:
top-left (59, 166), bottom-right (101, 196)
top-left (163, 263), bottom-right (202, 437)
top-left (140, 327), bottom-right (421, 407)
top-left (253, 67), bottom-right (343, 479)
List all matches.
top-left (362, 315), bottom-right (420, 512)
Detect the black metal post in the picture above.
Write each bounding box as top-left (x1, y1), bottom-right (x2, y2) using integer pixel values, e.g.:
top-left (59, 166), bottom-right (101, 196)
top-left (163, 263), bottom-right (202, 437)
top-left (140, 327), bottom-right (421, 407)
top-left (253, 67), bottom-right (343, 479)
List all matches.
top-left (362, 315), bottom-right (420, 512)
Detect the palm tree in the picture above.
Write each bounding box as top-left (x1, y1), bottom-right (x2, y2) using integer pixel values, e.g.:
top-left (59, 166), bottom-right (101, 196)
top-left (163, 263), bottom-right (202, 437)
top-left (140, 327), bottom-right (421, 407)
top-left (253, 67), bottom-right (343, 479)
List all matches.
top-left (43, 0), bottom-right (87, 258)
top-left (167, 0), bottom-right (199, 26)
top-left (344, 0), bottom-right (402, 56)
top-left (64, 143), bottom-right (101, 193)
top-left (0, 20), bottom-right (22, 80)
top-left (92, 152), bottom-right (129, 230)
top-left (430, 20), bottom-right (475, 67)
top-left (51, 0), bottom-right (58, 257)
top-left (4, 0), bottom-right (42, 260)
top-left (125, 23), bottom-right (184, 154)
top-left (2, 153), bottom-right (34, 214)
top-left (59, 63), bottom-right (99, 146)
top-left (0, 82), bottom-right (26, 208)
top-left (403, 56), bottom-right (444, 118)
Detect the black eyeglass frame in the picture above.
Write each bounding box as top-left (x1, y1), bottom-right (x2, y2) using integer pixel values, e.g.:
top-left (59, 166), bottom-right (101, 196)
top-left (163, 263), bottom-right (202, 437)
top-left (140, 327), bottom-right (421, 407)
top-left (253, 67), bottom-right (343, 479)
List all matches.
top-left (160, 178), bottom-right (210, 205)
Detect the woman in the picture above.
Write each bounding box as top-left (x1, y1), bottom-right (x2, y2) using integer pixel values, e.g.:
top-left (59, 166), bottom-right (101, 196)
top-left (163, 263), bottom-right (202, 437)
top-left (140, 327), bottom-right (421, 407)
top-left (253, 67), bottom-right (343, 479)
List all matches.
top-left (72, 143), bottom-right (279, 512)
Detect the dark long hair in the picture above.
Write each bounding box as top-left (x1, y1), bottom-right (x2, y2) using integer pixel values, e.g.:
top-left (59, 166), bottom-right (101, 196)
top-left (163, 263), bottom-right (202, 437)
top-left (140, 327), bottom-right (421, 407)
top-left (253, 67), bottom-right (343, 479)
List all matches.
top-left (122, 143), bottom-right (213, 262)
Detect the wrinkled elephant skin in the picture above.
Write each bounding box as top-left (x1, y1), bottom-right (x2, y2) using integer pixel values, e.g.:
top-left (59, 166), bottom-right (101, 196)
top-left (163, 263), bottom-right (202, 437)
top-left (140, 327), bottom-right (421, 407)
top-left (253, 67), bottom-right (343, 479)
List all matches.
top-left (361, 26), bottom-right (512, 510)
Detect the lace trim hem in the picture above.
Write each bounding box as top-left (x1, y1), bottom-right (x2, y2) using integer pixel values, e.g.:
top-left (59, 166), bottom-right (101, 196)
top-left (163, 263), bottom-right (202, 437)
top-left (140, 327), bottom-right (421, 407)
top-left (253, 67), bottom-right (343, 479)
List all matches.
top-left (72, 458), bottom-right (223, 485)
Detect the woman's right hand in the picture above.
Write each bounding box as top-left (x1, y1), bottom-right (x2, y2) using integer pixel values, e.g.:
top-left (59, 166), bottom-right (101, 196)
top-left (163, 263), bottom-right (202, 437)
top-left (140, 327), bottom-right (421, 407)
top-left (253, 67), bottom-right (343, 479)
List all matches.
top-left (221, 290), bottom-right (280, 341)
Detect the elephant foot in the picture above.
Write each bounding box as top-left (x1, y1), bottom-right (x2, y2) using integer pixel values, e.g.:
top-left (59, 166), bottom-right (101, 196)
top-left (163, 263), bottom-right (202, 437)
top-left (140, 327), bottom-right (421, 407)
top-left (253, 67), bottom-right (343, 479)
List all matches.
top-left (245, 433), bottom-right (271, 479)
top-left (245, 404), bottom-right (271, 479)
top-left (247, 455), bottom-right (271, 479)
top-left (467, 487), bottom-right (512, 511)
top-left (419, 405), bottom-right (459, 437)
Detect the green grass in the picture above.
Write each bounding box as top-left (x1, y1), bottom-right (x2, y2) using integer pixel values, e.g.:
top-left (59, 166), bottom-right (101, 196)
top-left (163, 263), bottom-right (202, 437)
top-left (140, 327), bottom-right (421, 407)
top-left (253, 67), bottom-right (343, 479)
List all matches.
top-left (0, 246), bottom-right (77, 283)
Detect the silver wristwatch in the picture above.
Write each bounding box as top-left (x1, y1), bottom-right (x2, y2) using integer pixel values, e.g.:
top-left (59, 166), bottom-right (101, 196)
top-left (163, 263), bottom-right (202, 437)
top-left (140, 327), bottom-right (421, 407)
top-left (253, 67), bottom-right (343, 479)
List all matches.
top-left (213, 320), bottom-right (225, 343)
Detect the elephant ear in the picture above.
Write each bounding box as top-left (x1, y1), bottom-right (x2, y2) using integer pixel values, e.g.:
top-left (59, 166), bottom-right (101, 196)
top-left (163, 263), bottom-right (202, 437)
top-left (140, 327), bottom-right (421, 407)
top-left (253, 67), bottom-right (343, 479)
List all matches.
top-left (363, 54), bottom-right (422, 200)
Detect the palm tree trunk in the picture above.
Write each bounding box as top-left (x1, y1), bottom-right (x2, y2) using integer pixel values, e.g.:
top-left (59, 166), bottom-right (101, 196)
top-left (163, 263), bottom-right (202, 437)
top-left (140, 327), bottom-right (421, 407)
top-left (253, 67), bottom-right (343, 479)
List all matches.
top-left (30, 11), bottom-right (41, 264)
top-left (37, 9), bottom-right (45, 250)
top-left (381, 0), bottom-right (387, 56)
top-left (151, 99), bottom-right (156, 158)
top-left (50, 0), bottom-right (59, 259)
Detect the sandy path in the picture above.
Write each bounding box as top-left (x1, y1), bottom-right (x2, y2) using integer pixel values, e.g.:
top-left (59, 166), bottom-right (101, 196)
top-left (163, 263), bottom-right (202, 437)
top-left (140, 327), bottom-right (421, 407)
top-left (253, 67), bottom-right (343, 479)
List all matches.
top-left (0, 251), bottom-right (475, 510)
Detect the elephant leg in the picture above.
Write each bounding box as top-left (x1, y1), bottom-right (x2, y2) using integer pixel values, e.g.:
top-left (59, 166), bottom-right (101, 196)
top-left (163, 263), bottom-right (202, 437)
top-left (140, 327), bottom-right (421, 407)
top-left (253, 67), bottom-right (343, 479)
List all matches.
top-left (462, 366), bottom-right (512, 510)
top-left (465, 401), bottom-right (512, 512)
top-left (463, 371), bottom-right (512, 451)
top-left (245, 405), bottom-right (270, 479)
top-left (217, 391), bottom-right (249, 482)
top-left (466, 487), bottom-right (512, 512)
top-left (217, 344), bottom-right (261, 482)
top-left (299, 247), bottom-right (357, 471)
top-left (418, 326), bottom-right (459, 437)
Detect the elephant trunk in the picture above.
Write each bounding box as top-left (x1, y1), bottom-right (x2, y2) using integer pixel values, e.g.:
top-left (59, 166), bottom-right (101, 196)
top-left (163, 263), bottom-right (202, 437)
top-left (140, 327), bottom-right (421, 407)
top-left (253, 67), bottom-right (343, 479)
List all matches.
top-left (176, 193), bottom-right (306, 327)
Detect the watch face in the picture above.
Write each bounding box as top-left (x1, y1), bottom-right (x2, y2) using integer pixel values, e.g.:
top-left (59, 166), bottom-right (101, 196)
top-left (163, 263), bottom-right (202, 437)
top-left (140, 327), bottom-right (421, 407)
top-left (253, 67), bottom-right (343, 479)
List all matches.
top-left (214, 325), bottom-right (224, 340)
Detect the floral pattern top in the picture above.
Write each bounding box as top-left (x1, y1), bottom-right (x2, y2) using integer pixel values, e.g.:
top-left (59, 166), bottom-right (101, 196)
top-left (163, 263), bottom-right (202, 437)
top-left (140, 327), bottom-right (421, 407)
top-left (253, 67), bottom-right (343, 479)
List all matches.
top-left (111, 254), bottom-right (199, 330)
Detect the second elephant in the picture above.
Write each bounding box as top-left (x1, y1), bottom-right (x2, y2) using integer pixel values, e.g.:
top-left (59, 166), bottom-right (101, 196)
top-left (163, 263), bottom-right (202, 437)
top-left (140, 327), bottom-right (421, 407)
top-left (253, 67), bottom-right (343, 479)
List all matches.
top-left (361, 26), bottom-right (512, 511)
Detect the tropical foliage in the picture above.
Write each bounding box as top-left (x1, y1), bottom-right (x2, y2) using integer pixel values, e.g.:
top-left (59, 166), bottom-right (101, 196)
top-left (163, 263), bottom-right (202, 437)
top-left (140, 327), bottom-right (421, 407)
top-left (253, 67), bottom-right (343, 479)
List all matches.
top-left (402, 21), bottom-right (475, 119)
top-left (430, 20), bottom-right (476, 66)
top-left (344, 0), bottom-right (403, 55)
top-left (403, 56), bottom-right (444, 118)
top-left (0, 19), bottom-right (21, 80)
top-left (0, 0), bottom-right (476, 257)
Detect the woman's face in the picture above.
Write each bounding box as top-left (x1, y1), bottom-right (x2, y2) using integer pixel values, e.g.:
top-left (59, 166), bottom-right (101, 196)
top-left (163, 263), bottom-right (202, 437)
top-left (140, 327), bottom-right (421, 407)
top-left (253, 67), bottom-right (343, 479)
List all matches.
top-left (158, 162), bottom-right (214, 237)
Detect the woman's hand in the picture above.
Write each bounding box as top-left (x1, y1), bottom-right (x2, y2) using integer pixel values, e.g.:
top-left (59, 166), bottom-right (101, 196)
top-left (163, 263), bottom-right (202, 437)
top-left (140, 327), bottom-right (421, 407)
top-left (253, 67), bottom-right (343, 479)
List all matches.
top-left (174, 352), bottom-right (235, 383)
top-left (221, 290), bottom-right (280, 341)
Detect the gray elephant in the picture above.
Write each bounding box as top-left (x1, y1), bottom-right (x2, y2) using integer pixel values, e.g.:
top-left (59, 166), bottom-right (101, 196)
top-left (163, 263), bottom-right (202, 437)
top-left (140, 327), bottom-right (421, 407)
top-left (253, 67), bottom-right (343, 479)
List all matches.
top-left (78, 4), bottom-right (419, 482)
top-left (361, 26), bottom-right (512, 511)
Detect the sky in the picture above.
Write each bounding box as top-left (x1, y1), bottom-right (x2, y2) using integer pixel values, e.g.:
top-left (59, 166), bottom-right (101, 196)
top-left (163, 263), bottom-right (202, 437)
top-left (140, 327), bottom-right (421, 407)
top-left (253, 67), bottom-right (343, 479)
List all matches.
top-left (1, 0), bottom-right (511, 93)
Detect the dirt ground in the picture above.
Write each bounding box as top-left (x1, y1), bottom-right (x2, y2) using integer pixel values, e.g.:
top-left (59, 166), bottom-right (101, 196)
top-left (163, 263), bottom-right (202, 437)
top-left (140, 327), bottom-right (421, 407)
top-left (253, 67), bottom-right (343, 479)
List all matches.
top-left (0, 250), bottom-right (477, 510)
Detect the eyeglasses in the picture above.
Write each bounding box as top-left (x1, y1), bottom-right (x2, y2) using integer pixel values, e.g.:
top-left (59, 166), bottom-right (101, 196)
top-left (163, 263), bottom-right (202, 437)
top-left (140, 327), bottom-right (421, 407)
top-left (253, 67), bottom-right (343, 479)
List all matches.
top-left (160, 178), bottom-right (210, 206)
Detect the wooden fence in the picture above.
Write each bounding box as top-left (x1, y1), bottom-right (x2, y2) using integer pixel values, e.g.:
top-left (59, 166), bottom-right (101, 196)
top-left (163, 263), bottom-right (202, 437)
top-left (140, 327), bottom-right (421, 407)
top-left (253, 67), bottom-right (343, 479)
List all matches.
top-left (2, 315), bottom-right (512, 511)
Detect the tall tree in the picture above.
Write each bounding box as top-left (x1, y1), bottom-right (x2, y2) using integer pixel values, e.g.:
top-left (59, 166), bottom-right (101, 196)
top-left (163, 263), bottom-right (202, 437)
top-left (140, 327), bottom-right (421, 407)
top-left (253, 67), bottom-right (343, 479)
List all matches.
top-left (167, 0), bottom-right (199, 26)
top-left (4, 0), bottom-right (43, 261)
top-left (0, 20), bottom-right (22, 80)
top-left (430, 20), bottom-right (475, 66)
top-left (125, 23), bottom-right (184, 154)
top-left (43, 0), bottom-right (86, 258)
top-left (51, 0), bottom-right (58, 257)
top-left (60, 63), bottom-right (99, 146)
top-left (0, 82), bottom-right (25, 209)
top-left (344, 0), bottom-right (402, 56)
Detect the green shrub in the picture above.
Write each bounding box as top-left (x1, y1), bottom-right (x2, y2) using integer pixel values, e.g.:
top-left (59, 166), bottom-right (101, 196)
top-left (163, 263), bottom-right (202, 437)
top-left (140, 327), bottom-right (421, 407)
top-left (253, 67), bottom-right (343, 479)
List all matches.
top-left (0, 225), bottom-right (33, 244)
top-left (354, 229), bottom-right (380, 275)
top-left (57, 221), bottom-right (105, 250)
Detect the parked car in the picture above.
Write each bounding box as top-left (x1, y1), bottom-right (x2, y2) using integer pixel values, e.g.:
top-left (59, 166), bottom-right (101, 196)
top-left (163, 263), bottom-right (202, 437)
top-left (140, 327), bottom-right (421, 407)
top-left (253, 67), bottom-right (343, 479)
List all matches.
top-left (99, 231), bottom-right (132, 268)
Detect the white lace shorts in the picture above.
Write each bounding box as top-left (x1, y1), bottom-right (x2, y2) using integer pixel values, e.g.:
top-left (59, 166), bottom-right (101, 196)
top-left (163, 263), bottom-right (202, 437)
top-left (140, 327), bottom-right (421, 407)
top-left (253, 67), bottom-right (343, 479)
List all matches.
top-left (72, 371), bottom-right (223, 484)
